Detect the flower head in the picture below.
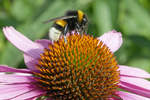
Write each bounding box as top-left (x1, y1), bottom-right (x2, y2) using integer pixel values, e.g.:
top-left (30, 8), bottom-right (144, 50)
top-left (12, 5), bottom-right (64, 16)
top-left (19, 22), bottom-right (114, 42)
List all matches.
top-left (34, 34), bottom-right (120, 99)
top-left (1, 26), bottom-right (150, 100)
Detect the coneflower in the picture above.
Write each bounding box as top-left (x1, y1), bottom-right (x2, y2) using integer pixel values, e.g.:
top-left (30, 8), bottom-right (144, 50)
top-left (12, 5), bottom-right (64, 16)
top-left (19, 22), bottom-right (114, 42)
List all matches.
top-left (0, 26), bottom-right (150, 100)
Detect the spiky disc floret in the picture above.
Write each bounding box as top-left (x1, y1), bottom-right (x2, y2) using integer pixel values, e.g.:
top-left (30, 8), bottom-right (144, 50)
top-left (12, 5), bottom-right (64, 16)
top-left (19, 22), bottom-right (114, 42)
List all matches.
top-left (34, 33), bottom-right (120, 100)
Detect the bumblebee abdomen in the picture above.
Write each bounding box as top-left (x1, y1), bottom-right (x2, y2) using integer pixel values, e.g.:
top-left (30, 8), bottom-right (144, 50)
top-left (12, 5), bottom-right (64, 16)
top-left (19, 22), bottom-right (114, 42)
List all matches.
top-left (49, 27), bottom-right (62, 41)
top-left (53, 20), bottom-right (67, 32)
top-left (55, 20), bottom-right (67, 27)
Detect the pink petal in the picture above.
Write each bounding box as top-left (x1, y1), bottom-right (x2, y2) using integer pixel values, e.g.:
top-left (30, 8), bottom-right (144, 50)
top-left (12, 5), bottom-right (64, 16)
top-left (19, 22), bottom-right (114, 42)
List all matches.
top-left (119, 65), bottom-right (150, 78)
top-left (117, 91), bottom-right (150, 100)
top-left (119, 77), bottom-right (150, 98)
top-left (0, 74), bottom-right (35, 83)
top-left (0, 84), bottom-right (33, 93)
top-left (120, 76), bottom-right (150, 90)
top-left (24, 39), bottom-right (52, 71)
top-left (0, 84), bottom-right (41, 100)
top-left (3, 26), bottom-right (43, 59)
top-left (11, 89), bottom-right (45, 100)
top-left (26, 97), bottom-right (37, 100)
top-left (98, 30), bottom-right (122, 52)
top-left (24, 53), bottom-right (39, 71)
top-left (35, 39), bottom-right (52, 49)
top-left (0, 65), bottom-right (32, 73)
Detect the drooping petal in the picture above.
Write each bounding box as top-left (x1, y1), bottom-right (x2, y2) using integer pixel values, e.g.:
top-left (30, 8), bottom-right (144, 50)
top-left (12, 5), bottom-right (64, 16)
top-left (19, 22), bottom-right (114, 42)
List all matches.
top-left (35, 39), bottom-right (52, 49)
top-left (119, 77), bottom-right (150, 98)
top-left (0, 65), bottom-right (32, 73)
top-left (11, 89), bottom-right (45, 100)
top-left (120, 75), bottom-right (150, 90)
top-left (0, 83), bottom-right (44, 100)
top-left (0, 74), bottom-right (35, 83)
top-left (119, 65), bottom-right (150, 78)
top-left (26, 97), bottom-right (37, 100)
top-left (3, 26), bottom-right (43, 59)
top-left (24, 53), bottom-right (39, 71)
top-left (117, 91), bottom-right (150, 100)
top-left (0, 84), bottom-right (32, 93)
top-left (98, 30), bottom-right (122, 52)
top-left (24, 39), bottom-right (52, 71)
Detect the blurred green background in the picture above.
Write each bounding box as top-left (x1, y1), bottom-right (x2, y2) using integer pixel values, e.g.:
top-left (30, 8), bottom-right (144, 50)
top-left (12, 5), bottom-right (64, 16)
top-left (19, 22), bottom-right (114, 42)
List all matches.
top-left (0, 0), bottom-right (150, 72)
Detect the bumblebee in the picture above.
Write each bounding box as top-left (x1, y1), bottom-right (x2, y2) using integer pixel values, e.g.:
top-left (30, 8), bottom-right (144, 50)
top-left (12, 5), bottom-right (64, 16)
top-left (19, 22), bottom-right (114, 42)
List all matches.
top-left (45, 10), bottom-right (88, 42)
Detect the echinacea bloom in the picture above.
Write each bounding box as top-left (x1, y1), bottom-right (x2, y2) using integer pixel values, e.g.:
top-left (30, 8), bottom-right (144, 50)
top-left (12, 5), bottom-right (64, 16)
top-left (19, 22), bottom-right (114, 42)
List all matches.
top-left (0, 26), bottom-right (150, 100)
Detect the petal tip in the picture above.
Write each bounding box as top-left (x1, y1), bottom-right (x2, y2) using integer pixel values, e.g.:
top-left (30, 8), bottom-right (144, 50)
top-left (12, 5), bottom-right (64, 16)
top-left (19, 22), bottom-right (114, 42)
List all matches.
top-left (3, 26), bottom-right (15, 35)
top-left (3, 26), bottom-right (13, 30)
top-left (111, 29), bottom-right (117, 32)
top-left (98, 30), bottom-right (123, 52)
top-left (111, 30), bottom-right (122, 36)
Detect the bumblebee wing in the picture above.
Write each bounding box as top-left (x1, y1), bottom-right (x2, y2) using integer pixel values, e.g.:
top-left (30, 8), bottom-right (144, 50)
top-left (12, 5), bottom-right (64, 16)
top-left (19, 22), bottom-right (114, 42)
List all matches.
top-left (43, 16), bottom-right (76, 24)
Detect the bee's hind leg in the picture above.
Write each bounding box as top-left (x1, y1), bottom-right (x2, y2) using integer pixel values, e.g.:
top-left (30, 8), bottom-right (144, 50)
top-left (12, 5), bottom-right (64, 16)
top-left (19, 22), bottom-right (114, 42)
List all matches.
top-left (63, 24), bottom-right (69, 43)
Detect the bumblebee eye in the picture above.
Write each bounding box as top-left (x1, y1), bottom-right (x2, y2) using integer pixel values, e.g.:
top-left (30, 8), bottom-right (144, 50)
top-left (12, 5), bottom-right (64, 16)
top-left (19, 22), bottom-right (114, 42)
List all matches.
top-left (83, 18), bottom-right (87, 22)
top-left (82, 18), bottom-right (86, 22)
top-left (82, 17), bottom-right (88, 25)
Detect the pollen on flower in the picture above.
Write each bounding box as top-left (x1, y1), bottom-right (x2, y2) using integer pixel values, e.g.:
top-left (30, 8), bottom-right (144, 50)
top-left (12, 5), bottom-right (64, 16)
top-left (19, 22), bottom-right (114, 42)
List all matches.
top-left (33, 33), bottom-right (120, 100)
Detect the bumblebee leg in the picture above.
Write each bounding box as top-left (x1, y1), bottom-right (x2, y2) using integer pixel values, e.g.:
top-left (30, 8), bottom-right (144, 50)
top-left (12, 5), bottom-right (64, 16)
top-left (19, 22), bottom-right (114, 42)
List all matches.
top-left (63, 24), bottom-right (69, 43)
top-left (75, 23), bottom-right (80, 33)
top-left (83, 23), bottom-right (88, 34)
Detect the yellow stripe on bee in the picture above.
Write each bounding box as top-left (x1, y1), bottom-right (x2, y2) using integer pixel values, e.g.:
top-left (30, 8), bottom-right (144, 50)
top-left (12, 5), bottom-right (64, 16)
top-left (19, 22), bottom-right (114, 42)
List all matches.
top-left (55, 20), bottom-right (67, 27)
top-left (78, 10), bottom-right (84, 23)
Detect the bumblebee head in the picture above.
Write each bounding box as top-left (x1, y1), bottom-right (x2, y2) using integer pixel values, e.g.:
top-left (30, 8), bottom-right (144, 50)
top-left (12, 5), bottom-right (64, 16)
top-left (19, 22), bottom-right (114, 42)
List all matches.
top-left (77, 10), bottom-right (88, 27)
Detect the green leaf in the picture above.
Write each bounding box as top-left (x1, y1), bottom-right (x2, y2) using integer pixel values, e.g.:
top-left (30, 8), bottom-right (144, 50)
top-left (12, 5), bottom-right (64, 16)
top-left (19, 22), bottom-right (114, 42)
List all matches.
top-left (119, 0), bottom-right (150, 38)
top-left (0, 31), bottom-right (5, 53)
top-left (11, 0), bottom-right (33, 21)
top-left (128, 35), bottom-right (150, 50)
top-left (0, 44), bottom-right (22, 67)
top-left (93, 0), bottom-right (113, 35)
top-left (127, 58), bottom-right (150, 73)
